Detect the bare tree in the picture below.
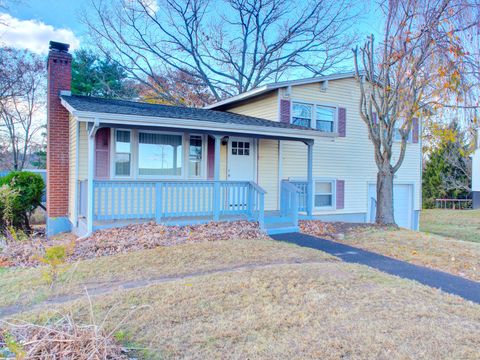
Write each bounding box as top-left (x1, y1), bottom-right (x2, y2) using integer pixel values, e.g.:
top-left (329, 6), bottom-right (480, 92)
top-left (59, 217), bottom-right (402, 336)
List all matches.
top-left (83, 0), bottom-right (360, 105)
top-left (353, 0), bottom-right (478, 225)
top-left (0, 48), bottom-right (46, 171)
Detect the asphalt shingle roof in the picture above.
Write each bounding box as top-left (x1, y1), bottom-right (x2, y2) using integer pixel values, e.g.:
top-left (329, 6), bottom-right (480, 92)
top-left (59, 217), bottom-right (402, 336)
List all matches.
top-left (61, 95), bottom-right (311, 132)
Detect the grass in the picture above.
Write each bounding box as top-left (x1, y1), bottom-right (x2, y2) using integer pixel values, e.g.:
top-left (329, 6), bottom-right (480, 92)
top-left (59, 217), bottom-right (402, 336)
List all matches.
top-left (19, 262), bottom-right (480, 359)
top-left (0, 239), bottom-right (334, 309)
top-left (421, 209), bottom-right (480, 243)
top-left (343, 227), bottom-right (480, 281)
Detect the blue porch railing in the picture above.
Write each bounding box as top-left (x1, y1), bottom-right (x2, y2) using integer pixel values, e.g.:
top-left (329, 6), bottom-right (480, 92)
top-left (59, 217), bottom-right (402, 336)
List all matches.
top-left (86, 180), bottom-right (266, 228)
top-left (280, 180), bottom-right (299, 226)
top-left (289, 180), bottom-right (308, 212)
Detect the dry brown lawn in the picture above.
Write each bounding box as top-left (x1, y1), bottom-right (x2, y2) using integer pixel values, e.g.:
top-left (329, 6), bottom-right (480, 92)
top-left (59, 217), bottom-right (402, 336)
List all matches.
top-left (341, 227), bottom-right (480, 281)
top-left (0, 239), bottom-right (334, 309)
top-left (19, 262), bottom-right (480, 360)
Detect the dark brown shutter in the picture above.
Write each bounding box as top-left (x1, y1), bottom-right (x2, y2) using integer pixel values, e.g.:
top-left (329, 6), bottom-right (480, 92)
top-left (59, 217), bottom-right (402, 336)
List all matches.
top-left (412, 117), bottom-right (419, 143)
top-left (95, 127), bottom-right (110, 179)
top-left (280, 99), bottom-right (291, 124)
top-left (336, 180), bottom-right (345, 210)
top-left (372, 112), bottom-right (378, 124)
top-left (338, 108), bottom-right (346, 137)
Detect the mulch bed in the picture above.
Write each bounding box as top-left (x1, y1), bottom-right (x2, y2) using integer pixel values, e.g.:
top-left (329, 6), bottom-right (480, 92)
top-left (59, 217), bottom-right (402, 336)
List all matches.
top-left (299, 220), bottom-right (383, 240)
top-left (0, 221), bottom-right (268, 267)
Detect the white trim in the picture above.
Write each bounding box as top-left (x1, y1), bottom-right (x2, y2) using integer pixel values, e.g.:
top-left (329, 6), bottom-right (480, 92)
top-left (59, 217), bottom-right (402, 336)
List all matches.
top-left (204, 72), bottom-right (357, 109)
top-left (187, 133), bottom-right (207, 179)
top-left (313, 178), bottom-right (337, 211)
top-left (72, 116), bottom-right (80, 226)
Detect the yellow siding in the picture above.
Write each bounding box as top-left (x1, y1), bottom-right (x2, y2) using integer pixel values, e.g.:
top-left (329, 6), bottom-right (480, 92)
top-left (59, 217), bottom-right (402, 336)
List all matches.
top-left (258, 139), bottom-right (279, 210)
top-left (220, 142), bottom-right (227, 180)
top-left (78, 122), bottom-right (88, 180)
top-left (68, 115), bottom-right (77, 222)
top-left (282, 78), bottom-right (422, 214)
top-left (226, 92), bottom-right (278, 121)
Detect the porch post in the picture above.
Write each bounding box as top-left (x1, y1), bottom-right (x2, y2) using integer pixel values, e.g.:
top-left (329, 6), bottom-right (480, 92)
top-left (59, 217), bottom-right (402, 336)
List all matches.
top-left (87, 121), bottom-right (98, 235)
top-left (213, 135), bottom-right (222, 221)
top-left (306, 141), bottom-right (314, 217)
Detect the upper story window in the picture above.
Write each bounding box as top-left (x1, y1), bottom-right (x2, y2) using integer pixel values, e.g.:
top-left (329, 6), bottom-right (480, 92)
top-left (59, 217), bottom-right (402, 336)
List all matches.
top-left (138, 132), bottom-right (182, 176)
top-left (292, 102), bottom-right (336, 133)
top-left (292, 103), bottom-right (312, 127)
top-left (315, 106), bottom-right (336, 132)
top-left (394, 122), bottom-right (412, 142)
top-left (114, 130), bottom-right (131, 177)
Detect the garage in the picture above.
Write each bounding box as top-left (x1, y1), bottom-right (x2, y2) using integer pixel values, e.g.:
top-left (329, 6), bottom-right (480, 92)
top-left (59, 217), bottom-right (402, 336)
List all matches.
top-left (368, 183), bottom-right (414, 229)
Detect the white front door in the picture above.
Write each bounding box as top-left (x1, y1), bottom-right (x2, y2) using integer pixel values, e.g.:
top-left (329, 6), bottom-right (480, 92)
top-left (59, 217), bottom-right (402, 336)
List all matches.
top-left (227, 137), bottom-right (255, 181)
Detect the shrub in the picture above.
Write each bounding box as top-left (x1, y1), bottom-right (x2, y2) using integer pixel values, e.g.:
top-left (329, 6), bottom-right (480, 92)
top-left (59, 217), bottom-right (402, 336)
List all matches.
top-left (0, 171), bottom-right (44, 232)
top-left (38, 244), bottom-right (74, 286)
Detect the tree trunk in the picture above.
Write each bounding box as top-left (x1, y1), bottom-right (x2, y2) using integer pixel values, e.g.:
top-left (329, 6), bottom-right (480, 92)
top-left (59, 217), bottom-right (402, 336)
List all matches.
top-left (376, 163), bottom-right (395, 225)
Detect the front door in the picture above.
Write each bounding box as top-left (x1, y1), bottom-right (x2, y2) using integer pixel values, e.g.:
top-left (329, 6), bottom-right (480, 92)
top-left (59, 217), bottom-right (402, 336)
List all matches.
top-left (227, 137), bottom-right (255, 181)
top-left (226, 137), bottom-right (255, 211)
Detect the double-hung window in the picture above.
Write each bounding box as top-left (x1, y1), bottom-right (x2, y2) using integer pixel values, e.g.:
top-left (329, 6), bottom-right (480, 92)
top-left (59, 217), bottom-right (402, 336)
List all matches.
top-left (189, 135), bottom-right (203, 178)
top-left (314, 180), bottom-right (335, 209)
top-left (292, 102), bottom-right (336, 133)
top-left (292, 103), bottom-right (312, 127)
top-left (114, 130), bottom-right (131, 177)
top-left (315, 106), bottom-right (336, 132)
top-left (138, 132), bottom-right (183, 177)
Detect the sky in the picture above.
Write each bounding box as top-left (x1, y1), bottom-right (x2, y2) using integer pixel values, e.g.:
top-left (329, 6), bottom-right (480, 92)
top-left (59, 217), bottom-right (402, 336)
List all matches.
top-left (0, 0), bottom-right (383, 56)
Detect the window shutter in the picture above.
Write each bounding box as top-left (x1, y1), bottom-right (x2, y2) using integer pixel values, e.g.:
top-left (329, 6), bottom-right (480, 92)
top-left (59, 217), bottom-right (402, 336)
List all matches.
top-left (280, 99), bottom-right (291, 124)
top-left (95, 128), bottom-right (110, 179)
top-left (412, 117), bottom-right (419, 143)
top-left (372, 112), bottom-right (378, 124)
top-left (336, 180), bottom-right (345, 210)
top-left (338, 108), bottom-right (346, 137)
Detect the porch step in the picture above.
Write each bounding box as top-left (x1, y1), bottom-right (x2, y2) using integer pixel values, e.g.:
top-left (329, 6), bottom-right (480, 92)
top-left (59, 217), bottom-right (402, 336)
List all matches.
top-left (265, 222), bottom-right (298, 235)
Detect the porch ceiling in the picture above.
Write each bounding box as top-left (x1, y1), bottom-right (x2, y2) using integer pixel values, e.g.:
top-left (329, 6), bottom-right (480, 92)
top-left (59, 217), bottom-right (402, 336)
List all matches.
top-left (61, 94), bottom-right (320, 143)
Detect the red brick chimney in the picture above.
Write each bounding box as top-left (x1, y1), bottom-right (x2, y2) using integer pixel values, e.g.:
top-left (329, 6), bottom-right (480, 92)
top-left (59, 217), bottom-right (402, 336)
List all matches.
top-left (46, 41), bottom-right (72, 236)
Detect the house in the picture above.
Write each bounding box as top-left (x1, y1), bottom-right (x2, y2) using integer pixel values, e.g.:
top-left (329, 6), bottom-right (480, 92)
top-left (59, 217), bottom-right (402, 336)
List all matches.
top-left (46, 41), bottom-right (422, 237)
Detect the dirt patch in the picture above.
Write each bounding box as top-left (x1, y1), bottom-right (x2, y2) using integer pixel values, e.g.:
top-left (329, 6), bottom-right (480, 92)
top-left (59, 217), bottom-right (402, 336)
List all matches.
top-left (0, 221), bottom-right (268, 267)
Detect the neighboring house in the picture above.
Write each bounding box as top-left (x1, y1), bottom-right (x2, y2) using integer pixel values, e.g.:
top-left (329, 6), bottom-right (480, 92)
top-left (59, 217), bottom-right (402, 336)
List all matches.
top-left (471, 129), bottom-right (480, 209)
top-left (46, 41), bottom-right (422, 237)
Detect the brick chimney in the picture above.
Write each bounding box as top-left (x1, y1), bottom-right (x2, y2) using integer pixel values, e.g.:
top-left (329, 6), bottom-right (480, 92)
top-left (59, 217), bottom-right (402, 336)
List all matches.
top-left (46, 41), bottom-right (72, 236)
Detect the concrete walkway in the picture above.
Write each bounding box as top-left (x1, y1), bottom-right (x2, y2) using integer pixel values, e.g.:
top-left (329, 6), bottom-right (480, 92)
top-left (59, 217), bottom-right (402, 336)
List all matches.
top-left (272, 232), bottom-right (480, 304)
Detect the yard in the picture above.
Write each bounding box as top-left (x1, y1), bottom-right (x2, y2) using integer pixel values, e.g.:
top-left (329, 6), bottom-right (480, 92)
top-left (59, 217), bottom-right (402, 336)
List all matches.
top-left (1, 231), bottom-right (480, 358)
top-left (421, 209), bottom-right (480, 243)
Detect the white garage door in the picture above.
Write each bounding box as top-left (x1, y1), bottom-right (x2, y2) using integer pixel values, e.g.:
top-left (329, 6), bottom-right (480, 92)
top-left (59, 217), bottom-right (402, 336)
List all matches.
top-left (368, 184), bottom-right (413, 229)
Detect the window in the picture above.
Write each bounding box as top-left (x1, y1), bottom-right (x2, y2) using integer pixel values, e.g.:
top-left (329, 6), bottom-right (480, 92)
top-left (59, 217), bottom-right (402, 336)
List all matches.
top-left (394, 122), bottom-right (412, 142)
top-left (138, 132), bottom-right (182, 176)
top-left (314, 181), bottom-right (334, 208)
top-left (114, 130), bottom-right (131, 176)
top-left (316, 106), bottom-right (335, 132)
top-left (231, 141), bottom-right (250, 156)
top-left (292, 103), bottom-right (312, 127)
top-left (292, 102), bottom-right (336, 133)
top-left (189, 135), bottom-right (203, 177)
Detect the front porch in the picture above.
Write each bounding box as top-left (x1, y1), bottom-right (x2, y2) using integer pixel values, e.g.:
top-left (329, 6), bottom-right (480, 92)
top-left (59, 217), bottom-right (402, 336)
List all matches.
top-left (67, 97), bottom-right (316, 236)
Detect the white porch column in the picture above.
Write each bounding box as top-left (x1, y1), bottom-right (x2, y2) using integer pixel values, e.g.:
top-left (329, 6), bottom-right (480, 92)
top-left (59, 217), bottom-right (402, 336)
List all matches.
top-left (213, 135), bottom-right (222, 220)
top-left (306, 141), bottom-right (314, 217)
top-left (86, 121), bottom-right (99, 235)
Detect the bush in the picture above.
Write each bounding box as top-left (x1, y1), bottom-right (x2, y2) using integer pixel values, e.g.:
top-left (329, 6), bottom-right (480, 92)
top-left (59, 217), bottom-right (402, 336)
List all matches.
top-left (0, 171), bottom-right (44, 232)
